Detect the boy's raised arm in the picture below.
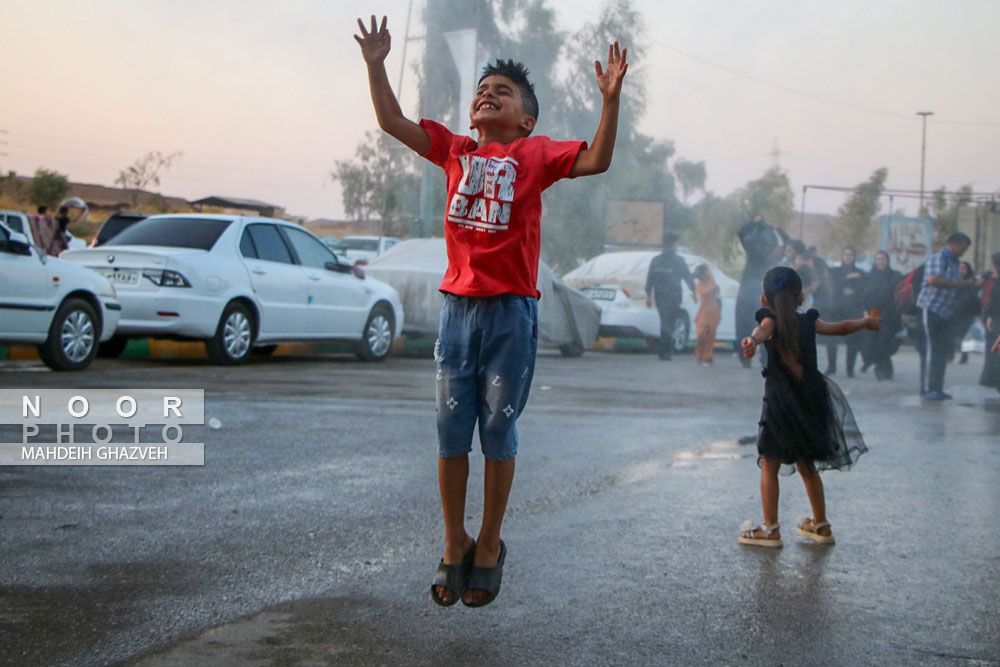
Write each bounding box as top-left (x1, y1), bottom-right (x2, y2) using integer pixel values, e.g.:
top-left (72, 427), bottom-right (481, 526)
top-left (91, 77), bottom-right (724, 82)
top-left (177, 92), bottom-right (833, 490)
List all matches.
top-left (355, 15), bottom-right (430, 155)
top-left (569, 41), bottom-right (628, 178)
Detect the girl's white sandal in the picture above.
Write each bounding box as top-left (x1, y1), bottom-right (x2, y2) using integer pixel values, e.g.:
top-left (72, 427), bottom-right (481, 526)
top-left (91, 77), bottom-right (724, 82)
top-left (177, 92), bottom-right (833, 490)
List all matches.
top-left (738, 520), bottom-right (783, 548)
top-left (796, 517), bottom-right (835, 544)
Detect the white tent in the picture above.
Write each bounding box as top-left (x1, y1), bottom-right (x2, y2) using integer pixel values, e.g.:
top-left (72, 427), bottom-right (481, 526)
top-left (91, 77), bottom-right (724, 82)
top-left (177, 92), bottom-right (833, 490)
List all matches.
top-left (365, 239), bottom-right (601, 355)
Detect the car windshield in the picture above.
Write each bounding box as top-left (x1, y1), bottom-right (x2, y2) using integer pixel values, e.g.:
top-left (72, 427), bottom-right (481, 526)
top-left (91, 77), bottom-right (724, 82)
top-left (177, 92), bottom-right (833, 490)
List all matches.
top-left (337, 238), bottom-right (379, 251)
top-left (105, 218), bottom-right (231, 250)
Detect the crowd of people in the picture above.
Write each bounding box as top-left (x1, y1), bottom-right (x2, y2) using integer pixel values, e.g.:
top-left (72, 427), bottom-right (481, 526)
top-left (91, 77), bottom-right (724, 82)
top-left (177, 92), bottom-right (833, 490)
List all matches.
top-left (729, 218), bottom-right (999, 399)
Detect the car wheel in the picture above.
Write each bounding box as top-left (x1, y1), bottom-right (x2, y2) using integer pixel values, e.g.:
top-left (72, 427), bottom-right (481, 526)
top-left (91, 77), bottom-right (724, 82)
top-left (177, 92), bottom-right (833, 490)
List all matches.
top-left (559, 342), bottom-right (585, 357)
top-left (355, 304), bottom-right (394, 362)
top-left (97, 335), bottom-right (130, 359)
top-left (205, 302), bottom-right (254, 365)
top-left (38, 297), bottom-right (100, 371)
top-left (672, 310), bottom-right (691, 355)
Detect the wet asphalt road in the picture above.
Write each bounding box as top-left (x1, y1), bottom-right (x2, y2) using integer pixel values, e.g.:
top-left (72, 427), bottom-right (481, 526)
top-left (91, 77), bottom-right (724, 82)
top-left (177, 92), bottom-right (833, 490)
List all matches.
top-left (1, 345), bottom-right (998, 666)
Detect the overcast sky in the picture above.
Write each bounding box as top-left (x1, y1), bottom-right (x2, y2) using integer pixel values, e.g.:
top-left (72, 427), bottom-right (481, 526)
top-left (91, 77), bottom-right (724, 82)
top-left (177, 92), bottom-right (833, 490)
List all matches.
top-left (4, 0), bottom-right (998, 221)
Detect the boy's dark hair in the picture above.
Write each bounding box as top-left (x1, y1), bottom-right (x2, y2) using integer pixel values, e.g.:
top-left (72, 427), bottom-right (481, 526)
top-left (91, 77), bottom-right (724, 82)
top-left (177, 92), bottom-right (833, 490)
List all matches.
top-left (762, 266), bottom-right (803, 376)
top-left (479, 59), bottom-right (539, 122)
top-left (946, 232), bottom-right (972, 247)
top-left (693, 263), bottom-right (709, 280)
top-left (662, 232), bottom-right (679, 248)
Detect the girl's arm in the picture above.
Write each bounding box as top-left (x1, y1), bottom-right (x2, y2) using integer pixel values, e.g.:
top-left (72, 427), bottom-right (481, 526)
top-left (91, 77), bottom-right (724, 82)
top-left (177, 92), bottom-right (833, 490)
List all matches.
top-left (816, 315), bottom-right (880, 337)
top-left (741, 317), bottom-right (775, 359)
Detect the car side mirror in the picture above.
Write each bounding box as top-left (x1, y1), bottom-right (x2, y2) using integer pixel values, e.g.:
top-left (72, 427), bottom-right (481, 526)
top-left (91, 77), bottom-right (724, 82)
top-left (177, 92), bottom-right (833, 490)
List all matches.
top-left (326, 261), bottom-right (352, 274)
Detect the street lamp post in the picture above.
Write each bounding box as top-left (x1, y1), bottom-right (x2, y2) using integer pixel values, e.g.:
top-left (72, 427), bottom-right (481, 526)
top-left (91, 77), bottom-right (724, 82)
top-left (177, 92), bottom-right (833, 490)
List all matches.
top-left (916, 111), bottom-right (934, 214)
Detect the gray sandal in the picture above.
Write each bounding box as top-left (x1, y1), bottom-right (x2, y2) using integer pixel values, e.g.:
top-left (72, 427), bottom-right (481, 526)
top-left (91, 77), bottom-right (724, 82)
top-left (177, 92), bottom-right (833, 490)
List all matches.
top-left (430, 543), bottom-right (475, 607)
top-left (462, 540), bottom-right (506, 608)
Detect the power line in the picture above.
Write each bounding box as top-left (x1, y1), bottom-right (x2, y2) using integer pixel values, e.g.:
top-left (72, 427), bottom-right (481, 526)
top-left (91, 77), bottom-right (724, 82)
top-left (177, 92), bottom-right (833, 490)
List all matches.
top-left (550, 0), bottom-right (1000, 127)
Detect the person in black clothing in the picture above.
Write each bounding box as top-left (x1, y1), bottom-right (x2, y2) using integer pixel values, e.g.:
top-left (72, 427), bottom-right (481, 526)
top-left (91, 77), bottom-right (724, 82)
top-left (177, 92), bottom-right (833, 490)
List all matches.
top-left (645, 233), bottom-right (696, 360)
top-left (861, 250), bottom-right (903, 380)
top-left (826, 246), bottom-right (866, 376)
top-left (981, 252), bottom-right (1000, 393)
top-left (735, 216), bottom-right (786, 367)
top-left (953, 261), bottom-right (982, 364)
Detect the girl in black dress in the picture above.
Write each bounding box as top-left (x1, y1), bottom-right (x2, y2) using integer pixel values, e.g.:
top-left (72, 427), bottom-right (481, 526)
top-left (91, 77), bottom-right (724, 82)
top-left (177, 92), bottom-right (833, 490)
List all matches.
top-left (738, 267), bottom-right (879, 547)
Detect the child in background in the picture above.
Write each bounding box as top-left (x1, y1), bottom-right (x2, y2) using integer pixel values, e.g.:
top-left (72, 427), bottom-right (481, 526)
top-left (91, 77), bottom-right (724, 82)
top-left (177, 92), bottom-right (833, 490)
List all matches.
top-left (739, 267), bottom-right (879, 547)
top-left (693, 264), bottom-right (721, 366)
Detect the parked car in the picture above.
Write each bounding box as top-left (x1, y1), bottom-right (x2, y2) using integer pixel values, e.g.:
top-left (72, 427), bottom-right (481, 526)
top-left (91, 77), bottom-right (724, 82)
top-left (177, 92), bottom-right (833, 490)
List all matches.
top-left (60, 214), bottom-right (404, 364)
top-left (330, 236), bottom-right (400, 265)
top-left (0, 222), bottom-right (121, 370)
top-left (563, 251), bottom-right (738, 355)
top-left (364, 238), bottom-right (600, 357)
top-left (90, 211), bottom-right (148, 247)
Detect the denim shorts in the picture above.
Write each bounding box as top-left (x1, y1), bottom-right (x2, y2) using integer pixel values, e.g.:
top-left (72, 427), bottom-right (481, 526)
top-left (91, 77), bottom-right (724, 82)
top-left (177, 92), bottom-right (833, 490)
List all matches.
top-left (435, 293), bottom-right (539, 461)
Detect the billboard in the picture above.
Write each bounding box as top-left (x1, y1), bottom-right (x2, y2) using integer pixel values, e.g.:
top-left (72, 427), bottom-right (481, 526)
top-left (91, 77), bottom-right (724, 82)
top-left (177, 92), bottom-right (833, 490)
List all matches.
top-left (880, 215), bottom-right (933, 272)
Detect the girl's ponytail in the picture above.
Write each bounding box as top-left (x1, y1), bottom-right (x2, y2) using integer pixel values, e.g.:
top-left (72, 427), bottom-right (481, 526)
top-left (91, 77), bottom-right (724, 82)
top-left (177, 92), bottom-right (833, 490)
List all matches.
top-left (762, 267), bottom-right (803, 376)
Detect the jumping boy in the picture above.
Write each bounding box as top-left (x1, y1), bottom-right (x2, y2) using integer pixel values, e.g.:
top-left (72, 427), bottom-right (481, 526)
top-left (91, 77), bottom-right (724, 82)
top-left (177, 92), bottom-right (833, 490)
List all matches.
top-left (355, 14), bottom-right (627, 608)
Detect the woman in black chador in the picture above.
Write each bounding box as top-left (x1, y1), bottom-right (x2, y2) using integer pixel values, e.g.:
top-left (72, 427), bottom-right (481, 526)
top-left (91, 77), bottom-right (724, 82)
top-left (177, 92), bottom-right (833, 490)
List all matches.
top-left (735, 216), bottom-right (785, 367)
top-left (861, 251), bottom-right (903, 380)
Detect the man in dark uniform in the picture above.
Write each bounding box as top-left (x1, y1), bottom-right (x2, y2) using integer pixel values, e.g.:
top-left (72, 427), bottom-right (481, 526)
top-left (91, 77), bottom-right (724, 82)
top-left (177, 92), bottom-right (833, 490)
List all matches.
top-left (645, 233), bottom-right (696, 360)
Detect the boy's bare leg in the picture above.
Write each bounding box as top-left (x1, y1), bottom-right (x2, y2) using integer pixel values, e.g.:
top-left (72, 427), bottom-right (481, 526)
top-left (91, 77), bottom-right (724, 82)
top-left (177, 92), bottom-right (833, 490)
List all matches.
top-left (796, 460), bottom-right (832, 536)
top-left (435, 454), bottom-right (475, 604)
top-left (463, 456), bottom-right (515, 605)
top-left (751, 458), bottom-right (781, 540)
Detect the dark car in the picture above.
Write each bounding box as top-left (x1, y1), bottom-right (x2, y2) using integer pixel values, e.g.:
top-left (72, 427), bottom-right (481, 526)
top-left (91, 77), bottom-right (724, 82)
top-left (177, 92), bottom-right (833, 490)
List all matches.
top-left (90, 211), bottom-right (148, 247)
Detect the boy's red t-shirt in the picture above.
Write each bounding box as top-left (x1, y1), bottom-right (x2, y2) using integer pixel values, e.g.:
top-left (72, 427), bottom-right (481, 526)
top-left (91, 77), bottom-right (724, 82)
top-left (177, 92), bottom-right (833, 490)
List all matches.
top-left (419, 118), bottom-right (585, 298)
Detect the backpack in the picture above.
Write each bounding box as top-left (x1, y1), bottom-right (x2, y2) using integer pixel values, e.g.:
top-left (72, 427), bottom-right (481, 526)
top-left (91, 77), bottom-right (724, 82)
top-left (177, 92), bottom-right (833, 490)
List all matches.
top-left (894, 263), bottom-right (925, 308)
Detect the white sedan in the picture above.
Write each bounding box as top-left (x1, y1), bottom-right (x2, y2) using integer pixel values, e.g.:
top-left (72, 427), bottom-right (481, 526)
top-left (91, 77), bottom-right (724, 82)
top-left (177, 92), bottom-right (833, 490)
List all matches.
top-left (60, 214), bottom-right (404, 364)
top-left (0, 222), bottom-right (121, 370)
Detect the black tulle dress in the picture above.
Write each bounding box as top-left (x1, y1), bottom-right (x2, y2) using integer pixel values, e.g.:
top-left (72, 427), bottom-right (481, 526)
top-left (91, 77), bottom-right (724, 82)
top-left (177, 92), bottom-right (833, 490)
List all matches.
top-left (755, 308), bottom-right (868, 472)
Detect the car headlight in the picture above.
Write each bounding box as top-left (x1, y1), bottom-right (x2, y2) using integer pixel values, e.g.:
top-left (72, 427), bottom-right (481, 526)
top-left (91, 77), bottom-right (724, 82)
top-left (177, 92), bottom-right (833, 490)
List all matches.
top-left (143, 270), bottom-right (191, 287)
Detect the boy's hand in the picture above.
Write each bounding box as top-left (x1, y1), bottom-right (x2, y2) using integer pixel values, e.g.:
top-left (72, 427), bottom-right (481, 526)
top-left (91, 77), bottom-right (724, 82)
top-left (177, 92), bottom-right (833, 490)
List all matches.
top-left (594, 41), bottom-right (628, 99)
top-left (741, 337), bottom-right (757, 359)
top-left (355, 15), bottom-right (391, 65)
top-left (865, 315), bottom-right (881, 332)
top-left (993, 333), bottom-right (1000, 354)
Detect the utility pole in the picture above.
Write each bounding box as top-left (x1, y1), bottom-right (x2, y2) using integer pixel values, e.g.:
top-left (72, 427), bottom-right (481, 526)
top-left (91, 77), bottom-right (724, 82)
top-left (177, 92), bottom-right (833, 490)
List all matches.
top-left (916, 111), bottom-right (934, 215)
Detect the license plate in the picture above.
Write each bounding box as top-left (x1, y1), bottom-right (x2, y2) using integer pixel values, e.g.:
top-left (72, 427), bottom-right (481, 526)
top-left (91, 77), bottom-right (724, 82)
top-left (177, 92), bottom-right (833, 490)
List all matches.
top-left (584, 288), bottom-right (617, 301)
top-left (105, 269), bottom-right (140, 286)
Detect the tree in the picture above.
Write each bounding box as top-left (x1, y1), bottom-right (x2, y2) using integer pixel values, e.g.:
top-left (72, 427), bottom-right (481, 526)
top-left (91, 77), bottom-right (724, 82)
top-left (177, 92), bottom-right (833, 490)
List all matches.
top-left (29, 168), bottom-right (70, 209)
top-left (674, 159), bottom-right (706, 204)
top-left (738, 167), bottom-right (795, 231)
top-left (330, 131), bottom-right (421, 237)
top-left (114, 151), bottom-right (182, 205)
top-left (540, 0), bottom-right (693, 270)
top-left (928, 184), bottom-right (973, 246)
top-left (823, 167), bottom-right (887, 253)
